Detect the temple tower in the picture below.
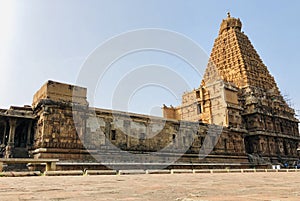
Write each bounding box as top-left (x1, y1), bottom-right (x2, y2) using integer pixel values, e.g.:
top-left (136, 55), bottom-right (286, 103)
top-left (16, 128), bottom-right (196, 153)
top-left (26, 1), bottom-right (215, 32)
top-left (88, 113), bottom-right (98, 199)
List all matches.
top-left (163, 13), bottom-right (300, 162)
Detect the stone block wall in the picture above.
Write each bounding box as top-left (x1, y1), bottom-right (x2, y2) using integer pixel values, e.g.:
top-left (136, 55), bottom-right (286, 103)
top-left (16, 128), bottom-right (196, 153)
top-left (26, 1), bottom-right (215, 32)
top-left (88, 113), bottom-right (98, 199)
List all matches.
top-left (30, 81), bottom-right (246, 162)
top-left (84, 108), bottom-right (246, 162)
top-left (32, 81), bottom-right (89, 160)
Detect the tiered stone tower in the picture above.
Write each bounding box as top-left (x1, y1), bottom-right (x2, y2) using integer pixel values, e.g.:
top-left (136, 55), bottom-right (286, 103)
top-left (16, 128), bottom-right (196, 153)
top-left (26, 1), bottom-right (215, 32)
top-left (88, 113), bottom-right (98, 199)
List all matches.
top-left (163, 13), bottom-right (300, 163)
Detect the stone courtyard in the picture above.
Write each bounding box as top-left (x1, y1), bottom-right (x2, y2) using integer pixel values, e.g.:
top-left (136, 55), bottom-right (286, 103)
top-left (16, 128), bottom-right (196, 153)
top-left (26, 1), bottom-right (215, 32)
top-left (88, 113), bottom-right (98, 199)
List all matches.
top-left (0, 172), bottom-right (299, 200)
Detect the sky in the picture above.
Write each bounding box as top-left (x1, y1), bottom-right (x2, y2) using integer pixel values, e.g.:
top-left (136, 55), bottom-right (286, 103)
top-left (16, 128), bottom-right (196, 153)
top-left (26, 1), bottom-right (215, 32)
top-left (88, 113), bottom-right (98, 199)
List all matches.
top-left (0, 0), bottom-right (300, 117)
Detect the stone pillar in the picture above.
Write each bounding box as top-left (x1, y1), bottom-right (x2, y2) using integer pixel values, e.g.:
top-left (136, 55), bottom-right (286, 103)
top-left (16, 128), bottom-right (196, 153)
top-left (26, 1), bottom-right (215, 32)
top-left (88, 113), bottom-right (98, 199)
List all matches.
top-left (0, 121), bottom-right (7, 158)
top-left (2, 121), bottom-right (7, 145)
top-left (5, 118), bottom-right (17, 158)
top-left (26, 120), bottom-right (32, 147)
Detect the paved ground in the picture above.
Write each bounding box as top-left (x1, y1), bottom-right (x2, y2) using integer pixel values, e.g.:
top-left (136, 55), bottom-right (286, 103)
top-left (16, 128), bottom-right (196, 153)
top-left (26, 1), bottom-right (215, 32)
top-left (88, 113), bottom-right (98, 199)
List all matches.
top-left (0, 172), bottom-right (299, 201)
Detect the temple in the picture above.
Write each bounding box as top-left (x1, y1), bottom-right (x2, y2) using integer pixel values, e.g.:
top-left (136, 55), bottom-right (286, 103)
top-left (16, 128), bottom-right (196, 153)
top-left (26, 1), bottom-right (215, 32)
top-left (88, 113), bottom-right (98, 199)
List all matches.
top-left (0, 14), bottom-right (299, 170)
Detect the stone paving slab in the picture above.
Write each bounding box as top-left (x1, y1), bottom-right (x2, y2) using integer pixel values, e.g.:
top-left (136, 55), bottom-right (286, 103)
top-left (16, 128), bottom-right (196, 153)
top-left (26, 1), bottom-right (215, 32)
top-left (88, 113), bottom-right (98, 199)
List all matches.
top-left (0, 172), bottom-right (299, 200)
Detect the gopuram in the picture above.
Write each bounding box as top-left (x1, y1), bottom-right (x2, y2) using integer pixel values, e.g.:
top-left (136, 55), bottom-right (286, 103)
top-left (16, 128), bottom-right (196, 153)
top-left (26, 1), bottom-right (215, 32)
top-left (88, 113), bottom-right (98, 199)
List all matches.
top-left (0, 13), bottom-right (299, 170)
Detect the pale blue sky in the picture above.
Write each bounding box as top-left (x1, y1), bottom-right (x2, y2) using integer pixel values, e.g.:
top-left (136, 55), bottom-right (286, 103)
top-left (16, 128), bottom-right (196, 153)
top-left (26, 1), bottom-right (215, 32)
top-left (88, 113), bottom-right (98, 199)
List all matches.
top-left (0, 0), bottom-right (300, 116)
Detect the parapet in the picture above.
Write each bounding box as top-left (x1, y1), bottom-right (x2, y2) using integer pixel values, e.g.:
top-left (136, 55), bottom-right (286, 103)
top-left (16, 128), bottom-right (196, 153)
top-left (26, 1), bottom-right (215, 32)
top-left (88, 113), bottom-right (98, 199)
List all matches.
top-left (32, 80), bottom-right (88, 108)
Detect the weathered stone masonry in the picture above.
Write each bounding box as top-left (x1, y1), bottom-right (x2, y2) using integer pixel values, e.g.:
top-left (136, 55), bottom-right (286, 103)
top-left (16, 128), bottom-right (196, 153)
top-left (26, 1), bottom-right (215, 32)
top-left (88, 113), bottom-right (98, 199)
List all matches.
top-left (0, 80), bottom-right (248, 165)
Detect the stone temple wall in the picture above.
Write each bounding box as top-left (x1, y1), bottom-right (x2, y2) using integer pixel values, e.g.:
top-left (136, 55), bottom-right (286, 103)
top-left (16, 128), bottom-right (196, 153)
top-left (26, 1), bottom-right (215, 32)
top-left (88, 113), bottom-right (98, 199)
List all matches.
top-left (85, 109), bottom-right (244, 154)
top-left (83, 108), bottom-right (246, 163)
top-left (29, 80), bottom-right (246, 164)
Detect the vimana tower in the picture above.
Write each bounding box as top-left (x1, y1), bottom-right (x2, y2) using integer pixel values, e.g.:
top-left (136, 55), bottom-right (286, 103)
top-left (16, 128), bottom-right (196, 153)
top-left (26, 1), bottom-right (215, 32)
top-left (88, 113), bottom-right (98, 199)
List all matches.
top-left (163, 13), bottom-right (300, 164)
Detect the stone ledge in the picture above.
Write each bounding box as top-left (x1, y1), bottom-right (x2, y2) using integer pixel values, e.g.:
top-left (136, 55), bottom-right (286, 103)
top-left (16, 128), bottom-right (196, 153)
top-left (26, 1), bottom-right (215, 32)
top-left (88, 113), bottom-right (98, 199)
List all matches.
top-left (210, 169), bottom-right (230, 173)
top-left (228, 169), bottom-right (242, 173)
top-left (0, 171), bottom-right (41, 177)
top-left (44, 170), bottom-right (83, 176)
top-left (265, 169), bottom-right (278, 172)
top-left (171, 169), bottom-right (193, 174)
top-left (146, 169), bottom-right (171, 174)
top-left (193, 169), bottom-right (212, 173)
top-left (118, 170), bottom-right (146, 175)
top-left (1, 168), bottom-right (299, 177)
top-left (242, 169), bottom-right (256, 173)
top-left (85, 170), bottom-right (117, 175)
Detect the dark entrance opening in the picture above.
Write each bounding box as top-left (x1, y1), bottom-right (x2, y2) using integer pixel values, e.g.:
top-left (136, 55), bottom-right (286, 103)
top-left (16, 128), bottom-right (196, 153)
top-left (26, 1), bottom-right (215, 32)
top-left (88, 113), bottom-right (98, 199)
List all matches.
top-left (14, 121), bottom-right (29, 148)
top-left (0, 123), bottom-right (5, 145)
top-left (244, 136), bottom-right (254, 154)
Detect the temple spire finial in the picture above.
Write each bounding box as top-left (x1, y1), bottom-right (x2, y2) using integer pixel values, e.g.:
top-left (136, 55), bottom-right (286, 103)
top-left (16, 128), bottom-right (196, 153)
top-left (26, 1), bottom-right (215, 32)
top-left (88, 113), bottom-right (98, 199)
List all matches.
top-left (227, 12), bottom-right (231, 18)
top-left (219, 12), bottom-right (242, 34)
